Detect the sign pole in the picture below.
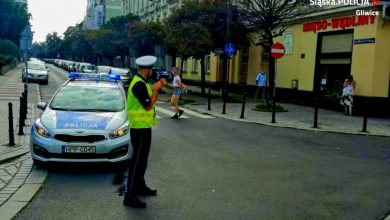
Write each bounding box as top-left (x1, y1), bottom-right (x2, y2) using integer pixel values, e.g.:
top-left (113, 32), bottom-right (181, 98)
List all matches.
top-left (270, 42), bottom-right (285, 124)
top-left (272, 59), bottom-right (277, 123)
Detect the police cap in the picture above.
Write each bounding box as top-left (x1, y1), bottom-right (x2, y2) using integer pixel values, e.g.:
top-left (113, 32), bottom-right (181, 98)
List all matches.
top-left (136, 56), bottom-right (157, 68)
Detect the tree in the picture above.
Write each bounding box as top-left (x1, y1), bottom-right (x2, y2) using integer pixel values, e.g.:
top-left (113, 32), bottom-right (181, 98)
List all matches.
top-left (128, 21), bottom-right (166, 57)
top-left (0, 39), bottom-right (19, 67)
top-left (103, 14), bottom-right (139, 66)
top-left (0, 0), bottom-right (30, 44)
top-left (31, 42), bottom-right (46, 58)
top-left (235, 0), bottom-right (310, 111)
top-left (86, 29), bottom-right (118, 65)
top-left (165, 21), bottom-right (213, 81)
top-left (166, 0), bottom-right (250, 95)
top-left (45, 32), bottom-right (62, 58)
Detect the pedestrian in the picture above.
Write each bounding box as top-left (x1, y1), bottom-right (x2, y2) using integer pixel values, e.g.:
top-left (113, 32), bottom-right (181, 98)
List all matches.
top-left (340, 75), bottom-right (356, 116)
top-left (254, 70), bottom-right (267, 103)
top-left (170, 66), bottom-right (185, 119)
top-left (122, 55), bottom-right (166, 208)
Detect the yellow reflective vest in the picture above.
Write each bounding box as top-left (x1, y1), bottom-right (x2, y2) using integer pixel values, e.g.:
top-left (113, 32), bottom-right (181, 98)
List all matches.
top-left (126, 75), bottom-right (157, 129)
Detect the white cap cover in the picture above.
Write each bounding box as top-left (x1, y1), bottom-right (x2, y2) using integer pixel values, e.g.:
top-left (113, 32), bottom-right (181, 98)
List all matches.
top-left (136, 56), bottom-right (157, 68)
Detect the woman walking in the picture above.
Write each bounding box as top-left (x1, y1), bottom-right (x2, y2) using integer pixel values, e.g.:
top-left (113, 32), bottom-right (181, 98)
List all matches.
top-left (340, 75), bottom-right (356, 116)
top-left (170, 67), bottom-right (185, 119)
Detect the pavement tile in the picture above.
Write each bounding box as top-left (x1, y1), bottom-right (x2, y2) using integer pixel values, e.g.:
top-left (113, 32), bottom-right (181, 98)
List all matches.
top-left (0, 201), bottom-right (28, 220)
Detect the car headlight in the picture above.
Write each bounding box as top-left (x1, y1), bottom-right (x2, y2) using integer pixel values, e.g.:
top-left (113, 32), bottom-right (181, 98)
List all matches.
top-left (109, 121), bottom-right (129, 139)
top-left (34, 119), bottom-right (51, 138)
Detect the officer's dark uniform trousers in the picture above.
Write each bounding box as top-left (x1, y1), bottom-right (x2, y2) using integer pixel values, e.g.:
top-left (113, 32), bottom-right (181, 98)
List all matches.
top-left (127, 128), bottom-right (152, 194)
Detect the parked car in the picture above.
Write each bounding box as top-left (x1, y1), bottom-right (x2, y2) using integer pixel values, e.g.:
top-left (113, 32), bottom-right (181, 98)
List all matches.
top-left (22, 61), bottom-right (49, 84)
top-left (97, 66), bottom-right (133, 90)
top-left (77, 63), bottom-right (96, 73)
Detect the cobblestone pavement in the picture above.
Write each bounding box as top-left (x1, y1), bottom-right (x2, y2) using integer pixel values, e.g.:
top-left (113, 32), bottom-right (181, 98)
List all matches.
top-left (0, 154), bottom-right (33, 206)
top-left (0, 65), bottom-right (38, 162)
top-left (0, 66), bottom-right (46, 220)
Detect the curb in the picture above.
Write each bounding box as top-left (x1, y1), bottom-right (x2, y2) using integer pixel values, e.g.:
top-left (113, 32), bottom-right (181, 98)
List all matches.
top-left (0, 149), bottom-right (30, 164)
top-left (0, 161), bottom-right (48, 220)
top-left (185, 106), bottom-right (390, 138)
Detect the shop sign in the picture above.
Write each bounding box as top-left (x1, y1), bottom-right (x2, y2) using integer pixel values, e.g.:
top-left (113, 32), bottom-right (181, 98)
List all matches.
top-left (284, 33), bottom-right (293, 55)
top-left (303, 15), bottom-right (376, 33)
top-left (353, 38), bottom-right (375, 44)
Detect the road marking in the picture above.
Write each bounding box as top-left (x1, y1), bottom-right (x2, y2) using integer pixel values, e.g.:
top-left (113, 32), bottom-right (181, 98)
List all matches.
top-left (170, 107), bottom-right (214, 119)
top-left (155, 107), bottom-right (189, 118)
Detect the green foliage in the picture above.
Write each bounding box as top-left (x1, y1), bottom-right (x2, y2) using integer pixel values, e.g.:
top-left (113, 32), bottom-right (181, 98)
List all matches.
top-left (45, 32), bottom-right (62, 57)
top-left (0, 39), bottom-right (20, 67)
top-left (128, 21), bottom-right (166, 57)
top-left (0, 0), bottom-right (30, 45)
top-left (254, 100), bottom-right (286, 112)
top-left (178, 98), bottom-right (195, 106)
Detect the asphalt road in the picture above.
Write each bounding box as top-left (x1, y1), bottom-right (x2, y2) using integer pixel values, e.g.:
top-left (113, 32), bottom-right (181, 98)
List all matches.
top-left (14, 65), bottom-right (390, 220)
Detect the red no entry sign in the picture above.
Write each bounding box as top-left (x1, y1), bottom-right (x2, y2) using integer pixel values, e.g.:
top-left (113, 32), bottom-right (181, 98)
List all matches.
top-left (271, 43), bottom-right (285, 59)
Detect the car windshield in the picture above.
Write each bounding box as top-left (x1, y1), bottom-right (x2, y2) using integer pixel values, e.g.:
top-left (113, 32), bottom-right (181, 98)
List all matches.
top-left (28, 63), bottom-right (45, 70)
top-left (49, 86), bottom-right (125, 112)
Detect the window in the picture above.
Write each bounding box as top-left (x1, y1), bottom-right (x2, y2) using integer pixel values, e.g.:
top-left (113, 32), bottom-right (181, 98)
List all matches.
top-left (205, 55), bottom-right (210, 72)
top-left (192, 58), bottom-right (198, 72)
top-left (182, 60), bottom-right (187, 72)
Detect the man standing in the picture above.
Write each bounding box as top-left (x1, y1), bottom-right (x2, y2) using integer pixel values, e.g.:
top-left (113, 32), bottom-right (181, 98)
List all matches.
top-left (254, 70), bottom-right (267, 102)
top-left (124, 55), bottom-right (166, 208)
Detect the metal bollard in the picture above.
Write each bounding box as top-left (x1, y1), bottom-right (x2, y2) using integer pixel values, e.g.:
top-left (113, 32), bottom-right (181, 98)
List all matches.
top-left (362, 100), bottom-right (368, 132)
top-left (19, 97), bottom-right (26, 126)
top-left (313, 96), bottom-right (319, 128)
top-left (240, 91), bottom-right (247, 119)
top-left (18, 104), bottom-right (25, 135)
top-left (222, 89), bottom-right (227, 114)
top-left (271, 96), bottom-right (276, 124)
top-left (8, 103), bottom-right (15, 146)
top-left (208, 86), bottom-right (211, 110)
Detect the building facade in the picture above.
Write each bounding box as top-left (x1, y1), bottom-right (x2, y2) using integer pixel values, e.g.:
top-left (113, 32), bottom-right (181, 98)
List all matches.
top-left (176, 4), bottom-right (390, 115)
top-left (122, 0), bottom-right (189, 21)
top-left (84, 0), bottom-right (124, 30)
top-left (271, 5), bottom-right (390, 115)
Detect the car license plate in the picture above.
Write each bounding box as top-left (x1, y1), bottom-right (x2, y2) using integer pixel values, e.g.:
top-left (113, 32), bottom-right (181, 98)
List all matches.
top-left (62, 146), bottom-right (96, 153)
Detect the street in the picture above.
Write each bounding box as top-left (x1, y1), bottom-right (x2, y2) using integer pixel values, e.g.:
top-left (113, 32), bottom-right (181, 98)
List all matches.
top-left (11, 65), bottom-right (390, 220)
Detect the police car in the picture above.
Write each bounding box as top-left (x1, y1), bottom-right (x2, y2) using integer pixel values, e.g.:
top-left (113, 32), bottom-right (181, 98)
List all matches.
top-left (30, 73), bottom-right (131, 164)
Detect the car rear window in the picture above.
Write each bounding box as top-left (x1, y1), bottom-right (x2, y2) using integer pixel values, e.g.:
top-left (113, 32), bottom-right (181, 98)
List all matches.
top-left (28, 63), bottom-right (46, 70)
top-left (50, 86), bottom-right (125, 112)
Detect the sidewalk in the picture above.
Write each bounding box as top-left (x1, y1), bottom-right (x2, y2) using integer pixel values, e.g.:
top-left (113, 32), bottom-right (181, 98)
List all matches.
top-left (163, 84), bottom-right (390, 137)
top-left (0, 65), bottom-right (47, 220)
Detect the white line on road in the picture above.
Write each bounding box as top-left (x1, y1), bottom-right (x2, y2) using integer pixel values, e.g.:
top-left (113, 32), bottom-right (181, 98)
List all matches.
top-left (155, 107), bottom-right (189, 118)
top-left (170, 107), bottom-right (214, 119)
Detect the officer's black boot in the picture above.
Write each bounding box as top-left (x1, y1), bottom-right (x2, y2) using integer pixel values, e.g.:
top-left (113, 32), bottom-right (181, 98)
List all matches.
top-left (123, 194), bottom-right (146, 208)
top-left (136, 186), bottom-right (157, 196)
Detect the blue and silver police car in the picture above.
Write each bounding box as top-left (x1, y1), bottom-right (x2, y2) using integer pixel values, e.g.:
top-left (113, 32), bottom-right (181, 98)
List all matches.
top-left (30, 73), bottom-right (131, 164)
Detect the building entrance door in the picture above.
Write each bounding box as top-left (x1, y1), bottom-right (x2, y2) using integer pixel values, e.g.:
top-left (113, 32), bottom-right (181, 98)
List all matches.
top-left (314, 30), bottom-right (353, 102)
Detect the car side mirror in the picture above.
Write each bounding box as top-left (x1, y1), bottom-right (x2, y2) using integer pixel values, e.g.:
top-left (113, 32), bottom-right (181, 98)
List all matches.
top-left (37, 102), bottom-right (47, 110)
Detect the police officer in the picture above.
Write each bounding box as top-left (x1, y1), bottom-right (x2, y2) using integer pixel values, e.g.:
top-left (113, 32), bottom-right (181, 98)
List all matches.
top-left (123, 55), bottom-right (166, 208)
